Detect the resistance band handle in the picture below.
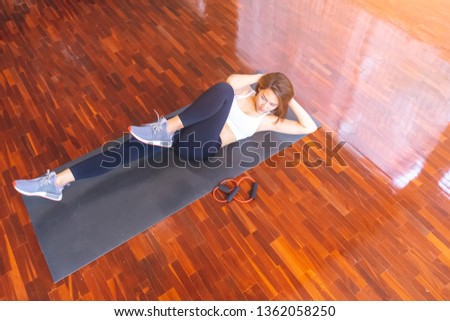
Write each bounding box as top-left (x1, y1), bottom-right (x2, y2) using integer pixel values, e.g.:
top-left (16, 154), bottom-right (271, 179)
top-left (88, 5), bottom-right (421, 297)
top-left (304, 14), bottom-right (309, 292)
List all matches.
top-left (227, 186), bottom-right (240, 203)
top-left (218, 184), bottom-right (232, 194)
top-left (250, 182), bottom-right (258, 199)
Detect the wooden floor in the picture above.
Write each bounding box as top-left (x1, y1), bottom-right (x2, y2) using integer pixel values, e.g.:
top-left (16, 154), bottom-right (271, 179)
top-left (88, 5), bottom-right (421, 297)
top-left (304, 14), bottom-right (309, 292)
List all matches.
top-left (1, 0), bottom-right (449, 300)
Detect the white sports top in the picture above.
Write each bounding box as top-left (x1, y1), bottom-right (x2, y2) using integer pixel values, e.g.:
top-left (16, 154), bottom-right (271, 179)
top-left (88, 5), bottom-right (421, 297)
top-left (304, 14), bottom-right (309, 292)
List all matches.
top-left (226, 90), bottom-right (269, 141)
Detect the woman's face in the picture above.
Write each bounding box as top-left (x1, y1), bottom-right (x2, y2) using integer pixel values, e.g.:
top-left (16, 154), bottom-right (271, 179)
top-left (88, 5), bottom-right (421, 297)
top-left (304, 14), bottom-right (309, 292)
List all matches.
top-left (255, 88), bottom-right (279, 114)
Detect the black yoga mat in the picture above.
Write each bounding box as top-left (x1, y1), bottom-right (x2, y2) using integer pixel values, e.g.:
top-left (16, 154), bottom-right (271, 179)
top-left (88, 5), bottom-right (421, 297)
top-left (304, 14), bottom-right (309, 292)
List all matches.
top-left (21, 108), bottom-right (320, 282)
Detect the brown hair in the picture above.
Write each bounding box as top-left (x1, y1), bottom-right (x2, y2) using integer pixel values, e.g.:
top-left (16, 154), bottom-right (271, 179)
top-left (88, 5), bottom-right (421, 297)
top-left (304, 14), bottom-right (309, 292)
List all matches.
top-left (255, 72), bottom-right (294, 121)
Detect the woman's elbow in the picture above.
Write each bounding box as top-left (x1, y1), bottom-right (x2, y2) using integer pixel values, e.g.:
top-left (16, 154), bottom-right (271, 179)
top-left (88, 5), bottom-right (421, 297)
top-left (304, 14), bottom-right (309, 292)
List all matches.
top-left (300, 123), bottom-right (318, 134)
top-left (226, 75), bottom-right (236, 86)
top-left (226, 75), bottom-right (241, 92)
top-left (308, 123), bottom-right (319, 134)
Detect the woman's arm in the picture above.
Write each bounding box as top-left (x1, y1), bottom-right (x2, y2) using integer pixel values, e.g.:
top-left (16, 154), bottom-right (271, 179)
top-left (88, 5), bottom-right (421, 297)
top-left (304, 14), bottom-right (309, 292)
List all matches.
top-left (226, 73), bottom-right (264, 93)
top-left (258, 97), bottom-right (318, 135)
top-left (287, 97), bottom-right (318, 133)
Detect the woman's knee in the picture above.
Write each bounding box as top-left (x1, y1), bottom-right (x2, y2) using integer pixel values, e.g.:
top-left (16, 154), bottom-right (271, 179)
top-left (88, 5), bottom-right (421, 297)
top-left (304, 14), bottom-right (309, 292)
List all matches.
top-left (211, 81), bottom-right (234, 99)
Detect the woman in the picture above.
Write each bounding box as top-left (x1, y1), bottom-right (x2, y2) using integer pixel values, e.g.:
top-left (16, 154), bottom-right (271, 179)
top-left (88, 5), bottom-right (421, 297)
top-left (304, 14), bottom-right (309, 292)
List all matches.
top-left (13, 72), bottom-right (318, 201)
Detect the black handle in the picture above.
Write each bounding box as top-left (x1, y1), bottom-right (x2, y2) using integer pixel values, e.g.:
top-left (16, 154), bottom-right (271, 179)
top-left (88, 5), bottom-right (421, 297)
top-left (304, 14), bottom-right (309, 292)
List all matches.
top-left (227, 186), bottom-right (240, 203)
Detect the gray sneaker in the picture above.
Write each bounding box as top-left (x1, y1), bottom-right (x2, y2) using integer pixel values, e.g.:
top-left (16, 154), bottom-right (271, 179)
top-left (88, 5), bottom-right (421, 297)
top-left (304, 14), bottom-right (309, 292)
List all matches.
top-left (128, 112), bottom-right (173, 147)
top-left (13, 170), bottom-right (65, 201)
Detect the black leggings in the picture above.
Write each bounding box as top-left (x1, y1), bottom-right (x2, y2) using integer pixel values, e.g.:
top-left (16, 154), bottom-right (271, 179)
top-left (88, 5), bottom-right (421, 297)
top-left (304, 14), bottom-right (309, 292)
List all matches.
top-left (70, 82), bottom-right (234, 180)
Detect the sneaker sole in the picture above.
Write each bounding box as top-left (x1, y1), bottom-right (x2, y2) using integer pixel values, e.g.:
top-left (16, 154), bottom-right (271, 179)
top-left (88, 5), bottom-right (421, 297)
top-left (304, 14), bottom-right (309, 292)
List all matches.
top-left (13, 183), bottom-right (62, 201)
top-left (129, 131), bottom-right (172, 148)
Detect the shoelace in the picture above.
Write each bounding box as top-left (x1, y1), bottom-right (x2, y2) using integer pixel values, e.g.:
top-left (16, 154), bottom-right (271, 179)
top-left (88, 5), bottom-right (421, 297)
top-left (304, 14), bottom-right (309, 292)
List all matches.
top-left (39, 169), bottom-right (69, 189)
top-left (39, 170), bottom-right (53, 187)
top-left (151, 110), bottom-right (164, 134)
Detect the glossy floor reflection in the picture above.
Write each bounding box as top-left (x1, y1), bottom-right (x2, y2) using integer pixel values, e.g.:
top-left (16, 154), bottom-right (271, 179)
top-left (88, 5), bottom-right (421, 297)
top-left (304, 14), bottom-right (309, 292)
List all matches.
top-left (236, 0), bottom-right (450, 191)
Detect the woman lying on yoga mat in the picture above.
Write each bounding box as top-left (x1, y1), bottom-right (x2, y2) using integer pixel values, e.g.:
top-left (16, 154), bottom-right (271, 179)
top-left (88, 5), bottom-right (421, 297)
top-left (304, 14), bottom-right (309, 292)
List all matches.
top-left (13, 72), bottom-right (318, 201)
